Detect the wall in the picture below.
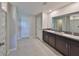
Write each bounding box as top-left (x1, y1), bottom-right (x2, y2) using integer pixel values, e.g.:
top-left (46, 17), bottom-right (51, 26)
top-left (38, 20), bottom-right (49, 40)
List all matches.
top-left (29, 16), bottom-right (36, 39)
top-left (7, 3), bottom-right (18, 52)
top-left (42, 12), bottom-right (52, 29)
top-left (42, 12), bottom-right (48, 29)
top-left (35, 13), bottom-right (42, 41)
top-left (1, 2), bottom-right (8, 12)
top-left (0, 3), bottom-right (7, 55)
top-left (35, 12), bottom-right (52, 40)
top-left (11, 5), bottom-right (18, 50)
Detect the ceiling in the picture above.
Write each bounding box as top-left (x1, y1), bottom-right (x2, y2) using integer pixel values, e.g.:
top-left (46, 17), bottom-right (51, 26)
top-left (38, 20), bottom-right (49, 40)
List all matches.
top-left (11, 2), bottom-right (72, 16)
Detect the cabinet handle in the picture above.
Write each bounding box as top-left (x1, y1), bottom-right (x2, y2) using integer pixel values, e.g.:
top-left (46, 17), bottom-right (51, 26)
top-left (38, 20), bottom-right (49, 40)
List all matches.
top-left (66, 43), bottom-right (68, 48)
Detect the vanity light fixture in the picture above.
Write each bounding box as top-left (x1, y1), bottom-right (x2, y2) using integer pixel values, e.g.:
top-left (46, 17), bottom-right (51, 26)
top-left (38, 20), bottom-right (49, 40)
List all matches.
top-left (52, 10), bottom-right (58, 14)
top-left (49, 10), bottom-right (58, 14)
top-left (48, 10), bottom-right (52, 13)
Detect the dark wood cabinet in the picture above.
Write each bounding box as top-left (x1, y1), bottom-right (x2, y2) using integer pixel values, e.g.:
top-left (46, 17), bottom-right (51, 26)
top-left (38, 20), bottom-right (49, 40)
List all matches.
top-left (43, 30), bottom-right (79, 56)
top-left (48, 33), bottom-right (56, 47)
top-left (69, 40), bottom-right (79, 56)
top-left (43, 31), bottom-right (49, 43)
top-left (43, 31), bottom-right (56, 47)
top-left (56, 36), bottom-right (69, 55)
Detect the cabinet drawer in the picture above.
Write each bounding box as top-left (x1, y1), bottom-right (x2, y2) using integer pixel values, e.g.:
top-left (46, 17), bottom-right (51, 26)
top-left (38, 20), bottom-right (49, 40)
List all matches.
top-left (43, 31), bottom-right (49, 43)
top-left (49, 36), bottom-right (55, 47)
top-left (56, 36), bottom-right (69, 55)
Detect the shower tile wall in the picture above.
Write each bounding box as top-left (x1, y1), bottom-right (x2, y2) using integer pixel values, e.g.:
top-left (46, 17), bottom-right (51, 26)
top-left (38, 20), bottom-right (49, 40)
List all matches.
top-left (0, 10), bottom-right (6, 56)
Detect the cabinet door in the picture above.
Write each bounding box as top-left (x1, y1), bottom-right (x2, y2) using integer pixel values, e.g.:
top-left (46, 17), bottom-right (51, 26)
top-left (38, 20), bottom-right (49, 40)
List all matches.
top-left (43, 31), bottom-right (46, 41)
top-left (49, 33), bottom-right (55, 47)
top-left (56, 36), bottom-right (69, 55)
top-left (43, 31), bottom-right (49, 43)
top-left (70, 40), bottom-right (79, 56)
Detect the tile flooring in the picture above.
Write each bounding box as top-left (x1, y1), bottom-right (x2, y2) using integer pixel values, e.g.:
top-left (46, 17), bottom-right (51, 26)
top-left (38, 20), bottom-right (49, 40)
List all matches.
top-left (8, 38), bottom-right (62, 56)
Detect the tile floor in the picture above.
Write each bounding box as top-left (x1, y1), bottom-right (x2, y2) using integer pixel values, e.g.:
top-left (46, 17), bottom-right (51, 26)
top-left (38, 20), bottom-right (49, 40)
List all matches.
top-left (8, 38), bottom-right (62, 56)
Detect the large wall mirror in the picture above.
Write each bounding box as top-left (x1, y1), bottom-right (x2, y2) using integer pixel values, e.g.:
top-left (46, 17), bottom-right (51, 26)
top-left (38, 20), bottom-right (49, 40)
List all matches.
top-left (52, 12), bottom-right (79, 36)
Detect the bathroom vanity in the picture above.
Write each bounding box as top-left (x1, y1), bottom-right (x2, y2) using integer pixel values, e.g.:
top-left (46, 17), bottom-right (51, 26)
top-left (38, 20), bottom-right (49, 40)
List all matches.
top-left (43, 30), bottom-right (79, 56)
top-left (44, 11), bottom-right (79, 56)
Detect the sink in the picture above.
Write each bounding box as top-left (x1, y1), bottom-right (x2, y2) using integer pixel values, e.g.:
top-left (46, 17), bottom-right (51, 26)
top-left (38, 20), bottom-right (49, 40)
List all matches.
top-left (73, 33), bottom-right (79, 36)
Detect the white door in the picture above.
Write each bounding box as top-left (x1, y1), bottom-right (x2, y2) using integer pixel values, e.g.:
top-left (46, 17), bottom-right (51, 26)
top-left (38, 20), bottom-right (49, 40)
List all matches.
top-left (0, 10), bottom-right (6, 56)
top-left (36, 14), bottom-right (42, 41)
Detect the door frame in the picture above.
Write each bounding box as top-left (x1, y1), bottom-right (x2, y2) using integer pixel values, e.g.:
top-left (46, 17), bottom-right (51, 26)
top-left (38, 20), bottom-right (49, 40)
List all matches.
top-left (35, 13), bottom-right (43, 41)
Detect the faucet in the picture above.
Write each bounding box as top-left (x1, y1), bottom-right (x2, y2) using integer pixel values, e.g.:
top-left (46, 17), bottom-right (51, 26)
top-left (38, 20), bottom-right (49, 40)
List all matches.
top-left (72, 32), bottom-right (74, 35)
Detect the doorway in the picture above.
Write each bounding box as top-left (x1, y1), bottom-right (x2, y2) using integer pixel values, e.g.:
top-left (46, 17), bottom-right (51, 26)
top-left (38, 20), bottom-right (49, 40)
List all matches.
top-left (18, 16), bottom-right (31, 39)
top-left (36, 13), bottom-right (42, 41)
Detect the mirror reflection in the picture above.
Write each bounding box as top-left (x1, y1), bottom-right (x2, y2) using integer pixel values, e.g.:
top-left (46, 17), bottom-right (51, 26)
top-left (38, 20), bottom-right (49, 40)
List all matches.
top-left (52, 13), bottom-right (79, 36)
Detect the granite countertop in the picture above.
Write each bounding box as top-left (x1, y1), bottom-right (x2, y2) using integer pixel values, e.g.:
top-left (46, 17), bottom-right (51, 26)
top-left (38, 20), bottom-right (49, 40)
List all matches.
top-left (44, 30), bottom-right (79, 41)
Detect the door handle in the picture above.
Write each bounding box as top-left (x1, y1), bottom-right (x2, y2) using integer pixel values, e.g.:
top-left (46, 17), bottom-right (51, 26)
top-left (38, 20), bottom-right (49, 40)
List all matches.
top-left (0, 42), bottom-right (4, 47)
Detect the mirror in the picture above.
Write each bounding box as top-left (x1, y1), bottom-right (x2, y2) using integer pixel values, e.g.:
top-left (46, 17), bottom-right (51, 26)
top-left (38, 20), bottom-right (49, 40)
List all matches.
top-left (52, 12), bottom-right (79, 36)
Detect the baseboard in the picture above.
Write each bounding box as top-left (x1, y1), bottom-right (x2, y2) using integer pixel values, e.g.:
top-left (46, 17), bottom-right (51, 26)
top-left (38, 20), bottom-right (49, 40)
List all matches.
top-left (36, 37), bottom-right (43, 41)
top-left (36, 37), bottom-right (40, 39)
top-left (10, 48), bottom-right (16, 52)
top-left (7, 48), bottom-right (16, 55)
top-left (18, 37), bottom-right (30, 40)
